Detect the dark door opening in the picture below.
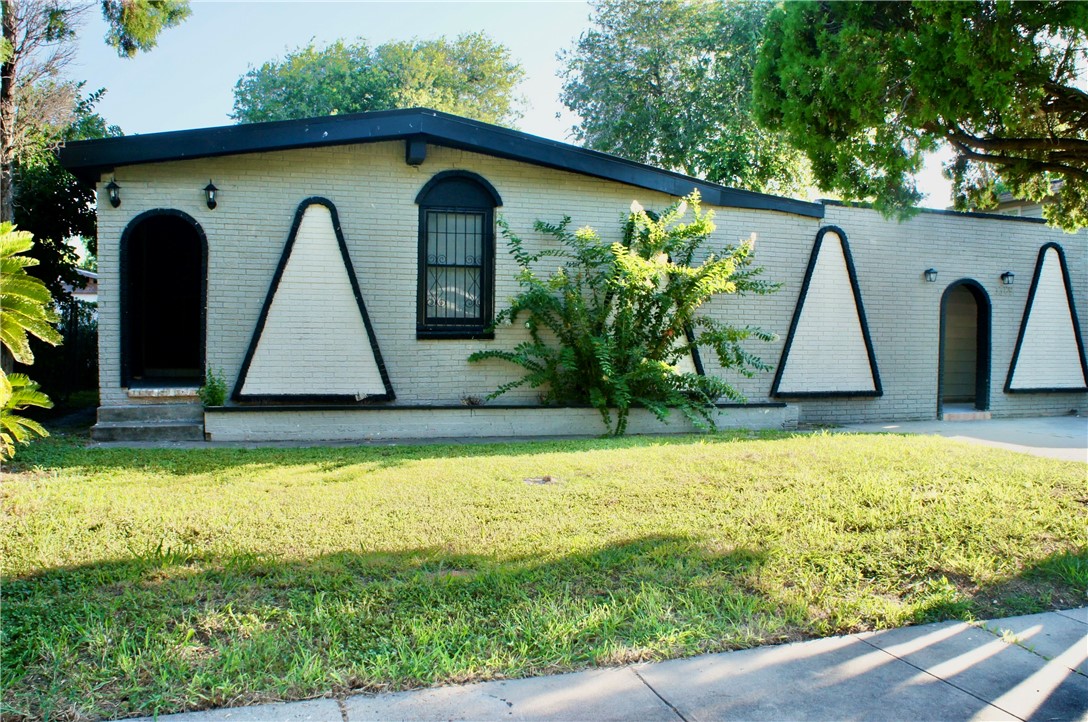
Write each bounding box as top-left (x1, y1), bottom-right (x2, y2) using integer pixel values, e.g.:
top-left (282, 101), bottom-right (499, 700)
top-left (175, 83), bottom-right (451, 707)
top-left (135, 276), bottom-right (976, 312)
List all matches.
top-left (938, 280), bottom-right (991, 415)
top-left (122, 212), bottom-right (206, 387)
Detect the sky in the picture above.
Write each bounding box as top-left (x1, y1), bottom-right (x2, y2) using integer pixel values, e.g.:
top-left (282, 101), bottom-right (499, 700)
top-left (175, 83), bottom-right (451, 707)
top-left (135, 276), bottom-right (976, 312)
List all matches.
top-left (70, 0), bottom-right (954, 207)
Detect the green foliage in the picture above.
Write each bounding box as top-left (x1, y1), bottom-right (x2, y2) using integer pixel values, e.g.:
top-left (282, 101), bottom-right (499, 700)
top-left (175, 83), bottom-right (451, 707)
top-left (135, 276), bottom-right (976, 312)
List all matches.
top-left (470, 193), bottom-right (777, 435)
top-left (0, 224), bottom-right (61, 366)
top-left (232, 33), bottom-right (526, 126)
top-left (0, 373), bottom-right (51, 459)
top-left (100, 0), bottom-right (190, 57)
top-left (197, 368), bottom-right (227, 408)
top-left (560, 0), bottom-right (811, 196)
top-left (754, 1), bottom-right (1088, 231)
top-left (0, 224), bottom-right (58, 459)
top-left (15, 89), bottom-right (121, 299)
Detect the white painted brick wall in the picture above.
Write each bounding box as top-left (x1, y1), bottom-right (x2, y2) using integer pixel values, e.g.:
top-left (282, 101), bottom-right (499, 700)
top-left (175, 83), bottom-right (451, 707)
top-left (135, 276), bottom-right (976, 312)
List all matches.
top-left (94, 142), bottom-right (1087, 426)
top-left (1008, 246), bottom-right (1087, 390)
top-left (240, 203), bottom-right (386, 397)
top-left (775, 230), bottom-right (877, 394)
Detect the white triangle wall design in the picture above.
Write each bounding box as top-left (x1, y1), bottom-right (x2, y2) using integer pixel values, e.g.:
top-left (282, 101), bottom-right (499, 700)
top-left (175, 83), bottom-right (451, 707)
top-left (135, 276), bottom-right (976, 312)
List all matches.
top-left (236, 199), bottom-right (393, 400)
top-left (772, 227), bottom-right (880, 396)
top-left (1006, 243), bottom-right (1088, 392)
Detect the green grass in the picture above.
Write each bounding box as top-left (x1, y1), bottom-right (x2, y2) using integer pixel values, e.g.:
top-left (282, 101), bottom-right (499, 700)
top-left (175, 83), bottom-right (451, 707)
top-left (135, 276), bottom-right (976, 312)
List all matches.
top-left (2, 430), bottom-right (1085, 721)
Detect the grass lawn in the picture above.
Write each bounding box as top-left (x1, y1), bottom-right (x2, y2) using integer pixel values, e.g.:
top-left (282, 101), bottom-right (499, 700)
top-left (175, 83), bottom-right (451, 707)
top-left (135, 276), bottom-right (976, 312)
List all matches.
top-left (2, 430), bottom-right (1086, 721)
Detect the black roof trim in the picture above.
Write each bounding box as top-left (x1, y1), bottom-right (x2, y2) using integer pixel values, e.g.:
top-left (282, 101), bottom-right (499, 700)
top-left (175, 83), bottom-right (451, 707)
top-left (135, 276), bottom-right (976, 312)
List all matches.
top-left (820, 198), bottom-right (1049, 225)
top-left (58, 108), bottom-right (824, 219)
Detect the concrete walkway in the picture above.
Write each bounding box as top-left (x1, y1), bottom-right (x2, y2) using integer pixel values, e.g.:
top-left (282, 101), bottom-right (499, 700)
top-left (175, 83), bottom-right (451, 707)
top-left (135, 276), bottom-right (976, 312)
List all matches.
top-left (131, 608), bottom-right (1087, 722)
top-left (840, 414), bottom-right (1088, 462)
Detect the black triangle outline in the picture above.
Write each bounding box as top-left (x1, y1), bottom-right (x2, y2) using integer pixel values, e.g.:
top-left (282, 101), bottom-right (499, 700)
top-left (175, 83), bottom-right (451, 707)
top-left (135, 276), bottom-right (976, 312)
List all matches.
top-left (232, 197), bottom-right (396, 403)
top-left (1004, 242), bottom-right (1088, 394)
top-left (771, 225), bottom-right (882, 398)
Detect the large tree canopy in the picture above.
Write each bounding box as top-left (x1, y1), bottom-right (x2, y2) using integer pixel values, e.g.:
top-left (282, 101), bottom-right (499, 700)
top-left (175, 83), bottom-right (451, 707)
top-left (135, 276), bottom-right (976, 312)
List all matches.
top-left (559, 0), bottom-right (810, 196)
top-left (754, 1), bottom-right (1088, 231)
top-left (0, 0), bottom-right (189, 222)
top-left (231, 33), bottom-right (526, 126)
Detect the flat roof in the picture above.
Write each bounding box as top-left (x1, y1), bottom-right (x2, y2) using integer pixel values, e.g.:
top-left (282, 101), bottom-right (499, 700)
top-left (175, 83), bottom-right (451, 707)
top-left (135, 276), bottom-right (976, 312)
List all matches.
top-left (58, 107), bottom-right (826, 219)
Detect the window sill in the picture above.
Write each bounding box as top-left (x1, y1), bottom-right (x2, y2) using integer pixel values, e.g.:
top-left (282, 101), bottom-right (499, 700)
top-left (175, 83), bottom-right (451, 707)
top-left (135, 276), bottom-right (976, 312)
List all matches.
top-left (127, 386), bottom-right (201, 398)
top-left (417, 329), bottom-right (495, 341)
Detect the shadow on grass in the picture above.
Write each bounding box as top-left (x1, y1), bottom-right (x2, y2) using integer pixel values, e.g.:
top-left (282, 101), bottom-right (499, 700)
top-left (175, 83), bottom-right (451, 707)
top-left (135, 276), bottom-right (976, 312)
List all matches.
top-left (9, 427), bottom-right (798, 477)
top-left (2, 535), bottom-right (785, 721)
top-left (4, 532), bottom-right (1085, 721)
top-left (912, 549), bottom-right (1088, 624)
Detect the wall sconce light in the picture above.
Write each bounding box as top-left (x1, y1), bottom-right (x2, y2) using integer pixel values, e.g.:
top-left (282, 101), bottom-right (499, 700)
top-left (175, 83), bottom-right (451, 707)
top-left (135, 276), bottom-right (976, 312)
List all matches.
top-left (1000, 271), bottom-right (1015, 286)
top-left (105, 179), bottom-right (121, 208)
top-left (924, 268), bottom-right (938, 283)
top-left (204, 181), bottom-right (218, 210)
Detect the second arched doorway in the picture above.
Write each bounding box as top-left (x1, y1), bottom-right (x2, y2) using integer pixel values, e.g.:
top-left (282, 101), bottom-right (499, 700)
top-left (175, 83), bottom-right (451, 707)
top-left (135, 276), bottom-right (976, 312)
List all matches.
top-left (938, 279), bottom-right (991, 416)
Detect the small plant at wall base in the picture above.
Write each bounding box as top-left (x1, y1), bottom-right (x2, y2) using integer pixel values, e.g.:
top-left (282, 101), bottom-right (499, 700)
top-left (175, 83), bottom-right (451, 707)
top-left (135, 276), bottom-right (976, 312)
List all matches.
top-left (470, 192), bottom-right (778, 435)
top-left (198, 369), bottom-right (228, 407)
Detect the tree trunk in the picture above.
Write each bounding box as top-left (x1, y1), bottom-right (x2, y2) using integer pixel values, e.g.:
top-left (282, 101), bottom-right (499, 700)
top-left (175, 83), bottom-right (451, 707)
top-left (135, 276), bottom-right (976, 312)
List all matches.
top-left (1, 0), bottom-right (17, 224)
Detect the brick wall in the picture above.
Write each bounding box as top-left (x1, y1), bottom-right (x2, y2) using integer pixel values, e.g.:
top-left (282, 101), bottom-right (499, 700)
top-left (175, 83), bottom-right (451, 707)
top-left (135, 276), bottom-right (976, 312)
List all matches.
top-left (95, 141), bottom-right (1087, 425)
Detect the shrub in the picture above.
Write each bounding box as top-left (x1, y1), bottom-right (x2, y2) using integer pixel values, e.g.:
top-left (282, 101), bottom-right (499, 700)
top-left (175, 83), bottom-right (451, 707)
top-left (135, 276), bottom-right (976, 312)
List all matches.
top-left (198, 369), bottom-right (228, 407)
top-left (1, 223), bottom-right (61, 459)
top-left (469, 192), bottom-right (778, 435)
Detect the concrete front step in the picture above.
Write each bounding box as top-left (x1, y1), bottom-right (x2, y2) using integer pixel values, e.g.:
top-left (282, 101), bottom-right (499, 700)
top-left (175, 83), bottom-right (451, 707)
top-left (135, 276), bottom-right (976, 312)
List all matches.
top-left (98, 403), bottom-right (204, 423)
top-left (943, 410), bottom-right (992, 421)
top-left (91, 420), bottom-right (205, 442)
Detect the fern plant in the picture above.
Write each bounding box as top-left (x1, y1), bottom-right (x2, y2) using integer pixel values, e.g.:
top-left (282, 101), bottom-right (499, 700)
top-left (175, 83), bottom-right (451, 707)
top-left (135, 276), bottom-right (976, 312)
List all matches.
top-left (1, 374), bottom-right (52, 458)
top-left (1, 223), bottom-right (61, 459)
top-left (469, 192), bottom-right (778, 435)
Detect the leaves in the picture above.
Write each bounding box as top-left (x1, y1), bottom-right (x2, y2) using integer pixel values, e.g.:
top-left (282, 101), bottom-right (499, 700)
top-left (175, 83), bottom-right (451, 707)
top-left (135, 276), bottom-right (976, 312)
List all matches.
top-left (100, 0), bottom-right (191, 58)
top-left (0, 224), bottom-right (61, 366)
top-left (0, 372), bottom-right (51, 460)
top-left (0, 226), bottom-right (56, 459)
top-left (560, 0), bottom-right (811, 196)
top-left (232, 34), bottom-right (526, 126)
top-left (470, 193), bottom-right (778, 435)
top-left (754, 1), bottom-right (1088, 230)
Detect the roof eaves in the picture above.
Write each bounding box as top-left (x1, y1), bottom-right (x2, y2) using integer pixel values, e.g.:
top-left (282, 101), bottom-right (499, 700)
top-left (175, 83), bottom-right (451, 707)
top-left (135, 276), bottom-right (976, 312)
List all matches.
top-left (59, 108), bottom-right (824, 219)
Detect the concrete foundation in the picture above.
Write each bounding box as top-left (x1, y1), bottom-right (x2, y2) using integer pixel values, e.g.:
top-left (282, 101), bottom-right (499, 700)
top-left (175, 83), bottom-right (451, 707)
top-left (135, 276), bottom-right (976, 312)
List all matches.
top-left (204, 403), bottom-right (799, 442)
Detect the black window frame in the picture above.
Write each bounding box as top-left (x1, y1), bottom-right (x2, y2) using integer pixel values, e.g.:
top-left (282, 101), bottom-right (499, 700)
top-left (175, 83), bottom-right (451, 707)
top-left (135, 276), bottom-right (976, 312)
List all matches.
top-left (415, 171), bottom-right (502, 340)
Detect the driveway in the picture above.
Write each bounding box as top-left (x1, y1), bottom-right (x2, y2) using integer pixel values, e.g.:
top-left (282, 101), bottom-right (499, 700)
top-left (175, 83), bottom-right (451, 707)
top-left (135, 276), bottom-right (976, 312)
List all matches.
top-left (840, 414), bottom-right (1088, 462)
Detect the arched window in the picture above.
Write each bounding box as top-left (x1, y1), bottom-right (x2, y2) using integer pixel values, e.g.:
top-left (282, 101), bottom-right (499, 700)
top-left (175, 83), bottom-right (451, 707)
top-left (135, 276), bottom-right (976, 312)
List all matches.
top-left (415, 171), bottom-right (502, 339)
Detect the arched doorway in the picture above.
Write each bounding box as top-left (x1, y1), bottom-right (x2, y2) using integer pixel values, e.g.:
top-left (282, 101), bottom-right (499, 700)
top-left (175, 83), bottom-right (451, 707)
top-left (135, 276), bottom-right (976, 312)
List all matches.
top-left (938, 280), bottom-right (991, 415)
top-left (121, 210), bottom-right (207, 387)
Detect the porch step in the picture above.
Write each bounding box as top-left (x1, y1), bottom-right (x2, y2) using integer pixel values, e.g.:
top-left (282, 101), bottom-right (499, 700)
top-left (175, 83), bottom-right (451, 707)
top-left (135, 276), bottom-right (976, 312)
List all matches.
top-left (91, 420), bottom-right (205, 442)
top-left (942, 410), bottom-right (992, 421)
top-left (97, 403), bottom-right (203, 423)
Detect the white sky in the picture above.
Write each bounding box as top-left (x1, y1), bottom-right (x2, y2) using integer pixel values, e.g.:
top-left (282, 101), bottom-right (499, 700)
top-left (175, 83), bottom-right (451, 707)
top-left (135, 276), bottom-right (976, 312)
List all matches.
top-left (70, 0), bottom-right (954, 207)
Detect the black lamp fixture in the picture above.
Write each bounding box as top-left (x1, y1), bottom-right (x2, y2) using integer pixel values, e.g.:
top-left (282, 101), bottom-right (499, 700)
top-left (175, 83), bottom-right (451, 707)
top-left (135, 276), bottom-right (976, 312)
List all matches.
top-left (105, 179), bottom-right (121, 208)
top-left (1000, 271), bottom-right (1015, 286)
top-left (204, 181), bottom-right (218, 210)
top-left (924, 268), bottom-right (938, 283)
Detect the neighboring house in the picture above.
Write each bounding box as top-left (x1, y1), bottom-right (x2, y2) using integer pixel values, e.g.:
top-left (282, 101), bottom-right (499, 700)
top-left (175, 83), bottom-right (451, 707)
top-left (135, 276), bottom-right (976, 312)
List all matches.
top-left (984, 180), bottom-right (1063, 219)
top-left (63, 268), bottom-right (98, 305)
top-left (58, 108), bottom-right (1088, 442)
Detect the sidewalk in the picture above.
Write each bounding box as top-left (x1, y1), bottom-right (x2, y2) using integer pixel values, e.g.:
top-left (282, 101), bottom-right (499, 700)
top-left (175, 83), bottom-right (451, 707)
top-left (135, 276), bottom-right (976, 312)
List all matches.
top-left (840, 414), bottom-right (1088, 463)
top-left (131, 608), bottom-right (1087, 721)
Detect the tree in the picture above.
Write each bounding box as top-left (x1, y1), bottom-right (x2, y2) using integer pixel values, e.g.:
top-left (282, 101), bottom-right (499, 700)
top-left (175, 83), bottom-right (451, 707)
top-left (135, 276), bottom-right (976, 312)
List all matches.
top-left (231, 33), bottom-right (526, 126)
top-left (14, 88), bottom-right (121, 301)
top-left (1, 0), bottom-right (189, 223)
top-left (559, 0), bottom-right (811, 196)
top-left (754, 1), bottom-right (1088, 231)
top-left (469, 192), bottom-right (777, 435)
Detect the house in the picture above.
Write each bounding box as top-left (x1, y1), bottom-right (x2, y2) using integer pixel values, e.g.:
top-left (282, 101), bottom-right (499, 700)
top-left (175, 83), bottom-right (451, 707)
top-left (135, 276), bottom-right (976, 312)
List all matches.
top-left (58, 109), bottom-right (1088, 442)
top-left (62, 268), bottom-right (98, 305)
